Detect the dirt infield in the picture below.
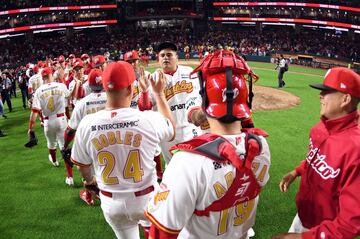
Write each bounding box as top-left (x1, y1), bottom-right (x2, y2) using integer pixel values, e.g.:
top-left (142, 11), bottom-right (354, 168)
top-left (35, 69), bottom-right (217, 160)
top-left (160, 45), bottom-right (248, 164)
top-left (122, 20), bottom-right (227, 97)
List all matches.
top-left (252, 85), bottom-right (300, 111)
top-left (148, 60), bottom-right (301, 111)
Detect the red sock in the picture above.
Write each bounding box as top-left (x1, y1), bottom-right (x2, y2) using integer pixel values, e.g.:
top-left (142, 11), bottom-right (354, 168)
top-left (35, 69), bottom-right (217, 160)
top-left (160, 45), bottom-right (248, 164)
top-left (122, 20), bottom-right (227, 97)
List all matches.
top-left (65, 107), bottom-right (71, 120)
top-left (154, 154), bottom-right (163, 180)
top-left (64, 161), bottom-right (73, 177)
top-left (141, 226), bottom-right (150, 239)
top-left (49, 149), bottom-right (56, 162)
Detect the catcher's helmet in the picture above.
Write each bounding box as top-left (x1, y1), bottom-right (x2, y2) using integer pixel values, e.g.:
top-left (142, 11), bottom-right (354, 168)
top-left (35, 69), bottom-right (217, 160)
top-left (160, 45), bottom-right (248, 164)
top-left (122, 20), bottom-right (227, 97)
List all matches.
top-left (192, 50), bottom-right (251, 123)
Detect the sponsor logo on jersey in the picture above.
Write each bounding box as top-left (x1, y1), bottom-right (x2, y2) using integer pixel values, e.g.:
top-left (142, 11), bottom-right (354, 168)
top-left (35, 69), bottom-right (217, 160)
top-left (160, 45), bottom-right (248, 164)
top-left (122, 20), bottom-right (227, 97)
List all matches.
top-left (185, 97), bottom-right (197, 110)
top-left (170, 103), bottom-right (185, 111)
top-left (86, 100), bottom-right (107, 106)
top-left (154, 190), bottom-right (170, 205)
top-left (306, 138), bottom-right (340, 180)
top-left (91, 120), bottom-right (139, 131)
top-left (165, 80), bottom-right (193, 101)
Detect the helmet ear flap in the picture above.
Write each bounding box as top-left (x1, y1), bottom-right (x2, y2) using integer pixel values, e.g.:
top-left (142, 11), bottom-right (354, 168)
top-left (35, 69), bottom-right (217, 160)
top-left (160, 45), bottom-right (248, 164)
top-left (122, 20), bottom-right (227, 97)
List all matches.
top-left (198, 71), bottom-right (209, 112)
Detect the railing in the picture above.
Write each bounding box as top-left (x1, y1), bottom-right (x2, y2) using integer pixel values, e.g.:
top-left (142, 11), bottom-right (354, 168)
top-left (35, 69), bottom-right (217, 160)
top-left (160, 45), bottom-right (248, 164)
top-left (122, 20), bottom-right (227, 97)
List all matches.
top-left (0, 20), bottom-right (118, 35)
top-left (0, 4), bottom-right (117, 16)
top-left (213, 2), bottom-right (360, 13)
top-left (213, 17), bottom-right (360, 30)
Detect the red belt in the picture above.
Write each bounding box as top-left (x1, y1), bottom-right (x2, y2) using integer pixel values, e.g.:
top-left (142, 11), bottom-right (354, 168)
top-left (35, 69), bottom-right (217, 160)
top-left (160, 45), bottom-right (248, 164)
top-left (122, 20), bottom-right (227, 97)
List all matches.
top-left (44, 113), bottom-right (65, 120)
top-left (101, 185), bottom-right (154, 198)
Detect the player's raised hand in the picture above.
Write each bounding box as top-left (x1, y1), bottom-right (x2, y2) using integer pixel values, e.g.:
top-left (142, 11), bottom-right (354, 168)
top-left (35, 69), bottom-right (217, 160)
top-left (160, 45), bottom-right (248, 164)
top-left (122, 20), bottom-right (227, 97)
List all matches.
top-left (138, 67), bottom-right (150, 92)
top-left (150, 70), bottom-right (166, 95)
top-left (279, 170), bottom-right (298, 192)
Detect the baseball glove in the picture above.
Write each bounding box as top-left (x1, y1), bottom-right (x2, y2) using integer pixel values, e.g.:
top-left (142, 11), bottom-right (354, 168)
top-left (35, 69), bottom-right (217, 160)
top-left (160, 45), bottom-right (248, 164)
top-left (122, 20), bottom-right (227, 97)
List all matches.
top-left (24, 131), bottom-right (38, 148)
top-left (61, 148), bottom-right (73, 167)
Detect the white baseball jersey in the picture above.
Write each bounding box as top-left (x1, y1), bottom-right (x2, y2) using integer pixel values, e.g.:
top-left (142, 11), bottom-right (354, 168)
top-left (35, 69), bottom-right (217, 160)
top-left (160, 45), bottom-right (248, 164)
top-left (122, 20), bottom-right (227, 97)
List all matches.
top-left (68, 92), bottom-right (107, 130)
top-left (146, 134), bottom-right (271, 239)
top-left (28, 73), bottom-right (43, 94)
top-left (71, 108), bottom-right (174, 193)
top-left (130, 70), bottom-right (150, 109)
top-left (32, 82), bottom-right (70, 117)
top-left (69, 75), bottom-right (88, 105)
top-left (150, 65), bottom-right (204, 163)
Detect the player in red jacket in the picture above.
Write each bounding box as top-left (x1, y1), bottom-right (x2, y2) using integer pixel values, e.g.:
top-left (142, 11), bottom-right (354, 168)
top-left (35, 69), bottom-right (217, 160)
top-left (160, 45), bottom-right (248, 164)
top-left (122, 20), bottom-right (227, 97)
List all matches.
top-left (274, 67), bottom-right (360, 239)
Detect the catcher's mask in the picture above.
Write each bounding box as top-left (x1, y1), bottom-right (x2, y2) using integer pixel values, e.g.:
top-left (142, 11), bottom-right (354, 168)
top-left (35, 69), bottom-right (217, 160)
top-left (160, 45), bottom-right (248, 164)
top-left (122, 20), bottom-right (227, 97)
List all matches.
top-left (191, 50), bottom-right (252, 123)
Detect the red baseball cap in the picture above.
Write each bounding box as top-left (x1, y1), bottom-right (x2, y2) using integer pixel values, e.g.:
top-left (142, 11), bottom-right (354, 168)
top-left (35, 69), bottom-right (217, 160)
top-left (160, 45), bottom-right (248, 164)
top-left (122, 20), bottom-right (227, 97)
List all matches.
top-left (69, 54), bottom-right (76, 59)
top-left (33, 65), bottom-right (39, 73)
top-left (93, 55), bottom-right (106, 68)
top-left (81, 53), bottom-right (90, 60)
top-left (102, 61), bottom-right (136, 91)
top-left (72, 58), bottom-right (84, 69)
top-left (37, 61), bottom-right (45, 68)
top-left (58, 55), bottom-right (65, 63)
top-left (124, 51), bottom-right (139, 62)
top-left (41, 67), bottom-right (53, 78)
top-left (310, 67), bottom-right (360, 99)
top-left (88, 69), bottom-right (103, 91)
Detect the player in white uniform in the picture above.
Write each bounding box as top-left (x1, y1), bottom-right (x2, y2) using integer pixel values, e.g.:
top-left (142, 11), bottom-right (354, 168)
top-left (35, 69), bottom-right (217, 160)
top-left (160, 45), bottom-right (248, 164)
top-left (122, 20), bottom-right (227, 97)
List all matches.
top-left (28, 67), bottom-right (70, 167)
top-left (138, 42), bottom-right (206, 164)
top-left (69, 58), bottom-right (89, 105)
top-left (124, 50), bottom-right (164, 179)
top-left (62, 69), bottom-right (107, 188)
top-left (71, 61), bottom-right (175, 239)
top-left (124, 50), bottom-right (150, 109)
top-left (145, 51), bottom-right (271, 239)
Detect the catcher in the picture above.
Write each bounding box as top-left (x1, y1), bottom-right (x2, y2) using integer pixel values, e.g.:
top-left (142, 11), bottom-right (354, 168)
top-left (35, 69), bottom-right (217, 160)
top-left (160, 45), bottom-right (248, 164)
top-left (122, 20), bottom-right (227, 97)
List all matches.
top-left (145, 50), bottom-right (271, 239)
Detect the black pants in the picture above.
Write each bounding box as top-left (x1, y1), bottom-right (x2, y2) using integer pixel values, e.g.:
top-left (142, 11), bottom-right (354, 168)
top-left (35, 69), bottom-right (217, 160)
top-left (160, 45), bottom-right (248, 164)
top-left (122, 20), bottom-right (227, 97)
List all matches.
top-left (20, 88), bottom-right (29, 108)
top-left (11, 85), bottom-right (16, 98)
top-left (1, 91), bottom-right (12, 112)
top-left (278, 68), bottom-right (286, 87)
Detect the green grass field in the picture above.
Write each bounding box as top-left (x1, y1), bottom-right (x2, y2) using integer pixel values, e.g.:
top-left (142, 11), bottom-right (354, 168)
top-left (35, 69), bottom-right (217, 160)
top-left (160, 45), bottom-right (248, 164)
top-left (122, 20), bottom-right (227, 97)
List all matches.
top-left (0, 62), bottom-right (344, 238)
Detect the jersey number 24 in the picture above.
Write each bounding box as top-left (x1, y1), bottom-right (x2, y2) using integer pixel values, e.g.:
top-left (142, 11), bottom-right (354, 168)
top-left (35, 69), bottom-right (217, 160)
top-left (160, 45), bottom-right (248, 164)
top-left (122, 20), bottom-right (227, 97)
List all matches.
top-left (97, 149), bottom-right (144, 184)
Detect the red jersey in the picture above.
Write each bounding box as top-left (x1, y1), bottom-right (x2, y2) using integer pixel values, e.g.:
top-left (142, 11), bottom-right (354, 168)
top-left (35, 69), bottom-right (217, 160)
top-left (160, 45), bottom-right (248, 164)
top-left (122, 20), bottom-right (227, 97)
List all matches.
top-left (296, 110), bottom-right (360, 239)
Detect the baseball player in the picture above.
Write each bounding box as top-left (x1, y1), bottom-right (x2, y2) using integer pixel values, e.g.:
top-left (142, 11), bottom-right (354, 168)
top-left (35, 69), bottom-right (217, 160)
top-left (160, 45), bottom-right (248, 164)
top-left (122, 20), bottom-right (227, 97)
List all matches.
top-left (184, 45), bottom-right (190, 61)
top-left (71, 61), bottom-right (175, 239)
top-left (28, 65), bottom-right (43, 100)
top-left (138, 42), bottom-right (205, 164)
top-left (81, 54), bottom-right (93, 75)
top-left (145, 50), bottom-right (271, 239)
top-left (28, 67), bottom-right (70, 167)
top-left (124, 50), bottom-right (150, 109)
top-left (124, 50), bottom-right (163, 179)
top-left (274, 68), bottom-right (360, 239)
top-left (93, 55), bottom-right (107, 71)
top-left (69, 58), bottom-right (89, 105)
top-left (63, 69), bottom-right (106, 192)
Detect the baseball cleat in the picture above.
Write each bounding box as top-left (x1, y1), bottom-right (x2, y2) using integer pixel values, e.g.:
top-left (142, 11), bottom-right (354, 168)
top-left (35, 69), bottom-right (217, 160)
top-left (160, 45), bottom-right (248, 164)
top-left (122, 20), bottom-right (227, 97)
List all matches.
top-left (48, 154), bottom-right (59, 167)
top-left (80, 190), bottom-right (94, 206)
top-left (65, 177), bottom-right (74, 186)
top-left (248, 227), bottom-right (255, 237)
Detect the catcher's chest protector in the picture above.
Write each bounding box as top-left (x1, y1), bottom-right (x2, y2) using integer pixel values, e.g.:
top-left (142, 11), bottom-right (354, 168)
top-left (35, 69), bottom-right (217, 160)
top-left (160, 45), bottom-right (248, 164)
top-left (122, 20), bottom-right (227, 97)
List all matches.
top-left (171, 133), bottom-right (262, 217)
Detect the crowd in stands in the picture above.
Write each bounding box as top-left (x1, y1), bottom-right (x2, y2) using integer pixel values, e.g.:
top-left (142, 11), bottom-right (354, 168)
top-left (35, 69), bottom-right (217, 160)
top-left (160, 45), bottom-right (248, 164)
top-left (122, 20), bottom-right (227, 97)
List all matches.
top-left (2, 0), bottom-right (116, 10)
top-left (0, 26), bottom-right (358, 70)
